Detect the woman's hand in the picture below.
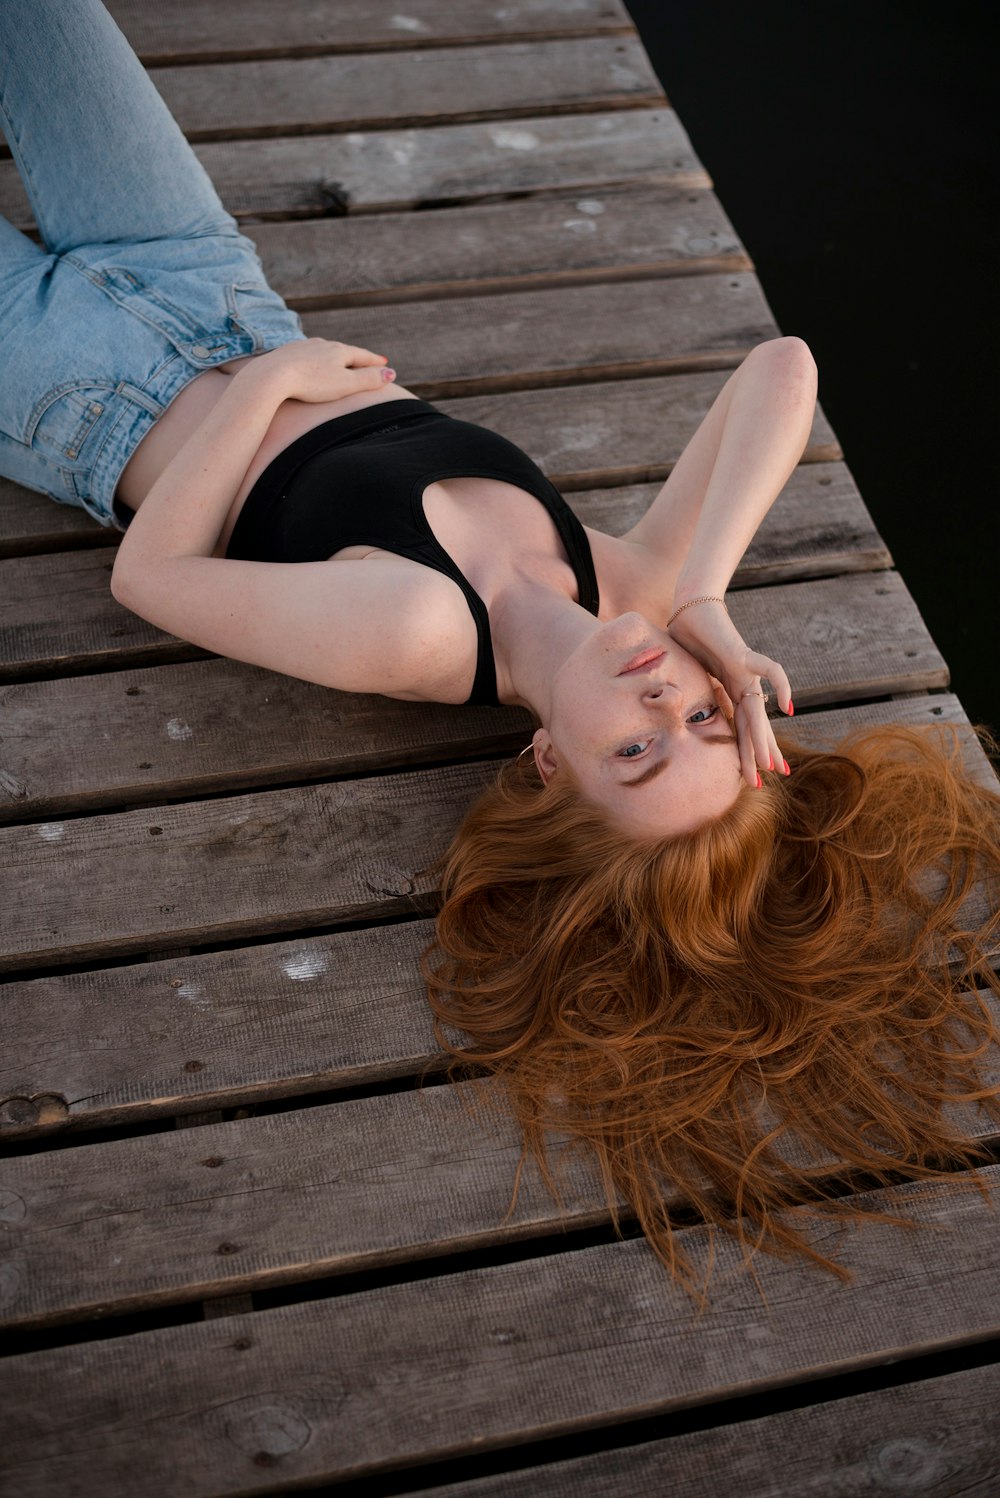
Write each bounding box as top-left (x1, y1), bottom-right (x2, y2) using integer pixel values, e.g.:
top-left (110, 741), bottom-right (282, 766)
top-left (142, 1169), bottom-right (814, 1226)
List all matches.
top-left (253, 338), bottom-right (395, 404)
top-left (667, 599), bottom-right (792, 788)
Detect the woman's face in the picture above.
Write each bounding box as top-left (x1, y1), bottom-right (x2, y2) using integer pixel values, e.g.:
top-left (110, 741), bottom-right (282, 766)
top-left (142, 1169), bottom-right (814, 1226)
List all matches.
top-left (533, 613), bottom-right (743, 836)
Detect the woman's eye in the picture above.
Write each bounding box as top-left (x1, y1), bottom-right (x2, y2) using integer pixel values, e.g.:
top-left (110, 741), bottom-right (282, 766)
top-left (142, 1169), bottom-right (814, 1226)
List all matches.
top-left (687, 703), bottom-right (719, 725)
top-left (618, 739), bottom-right (651, 759)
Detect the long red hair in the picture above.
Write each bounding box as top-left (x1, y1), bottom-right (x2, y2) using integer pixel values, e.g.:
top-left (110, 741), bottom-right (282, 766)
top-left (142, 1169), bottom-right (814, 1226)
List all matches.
top-left (423, 723), bottom-right (1000, 1296)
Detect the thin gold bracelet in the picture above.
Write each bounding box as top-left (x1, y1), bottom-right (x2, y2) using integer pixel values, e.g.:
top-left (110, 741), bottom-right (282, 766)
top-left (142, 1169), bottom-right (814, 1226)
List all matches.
top-left (667, 595), bottom-right (728, 628)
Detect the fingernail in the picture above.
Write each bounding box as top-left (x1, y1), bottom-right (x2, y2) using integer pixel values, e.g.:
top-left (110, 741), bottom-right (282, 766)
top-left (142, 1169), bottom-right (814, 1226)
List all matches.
top-left (380, 367), bottom-right (396, 382)
top-left (756, 772), bottom-right (762, 789)
top-left (783, 758), bottom-right (790, 775)
top-left (787, 699), bottom-right (795, 717)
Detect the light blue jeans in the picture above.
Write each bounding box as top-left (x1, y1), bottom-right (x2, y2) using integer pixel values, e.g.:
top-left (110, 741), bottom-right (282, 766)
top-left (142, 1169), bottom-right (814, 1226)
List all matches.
top-left (0, 0), bottom-right (305, 529)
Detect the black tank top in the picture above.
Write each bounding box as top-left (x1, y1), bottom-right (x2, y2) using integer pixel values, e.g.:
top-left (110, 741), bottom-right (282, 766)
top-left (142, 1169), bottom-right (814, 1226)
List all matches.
top-left (225, 399), bottom-right (600, 706)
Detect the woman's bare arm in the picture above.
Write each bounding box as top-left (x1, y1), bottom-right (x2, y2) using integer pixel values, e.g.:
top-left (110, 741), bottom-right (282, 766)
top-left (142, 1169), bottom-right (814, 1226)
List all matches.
top-left (111, 340), bottom-right (390, 587)
top-left (626, 337), bottom-right (817, 784)
top-left (625, 336), bottom-right (818, 605)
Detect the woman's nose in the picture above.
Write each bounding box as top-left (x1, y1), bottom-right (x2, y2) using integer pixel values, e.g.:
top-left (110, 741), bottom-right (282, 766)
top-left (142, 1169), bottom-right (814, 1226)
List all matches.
top-left (642, 680), bottom-right (683, 710)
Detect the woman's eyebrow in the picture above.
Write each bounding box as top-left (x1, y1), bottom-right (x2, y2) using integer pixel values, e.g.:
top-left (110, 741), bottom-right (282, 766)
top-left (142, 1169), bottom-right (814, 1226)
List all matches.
top-left (621, 733), bottom-right (736, 788)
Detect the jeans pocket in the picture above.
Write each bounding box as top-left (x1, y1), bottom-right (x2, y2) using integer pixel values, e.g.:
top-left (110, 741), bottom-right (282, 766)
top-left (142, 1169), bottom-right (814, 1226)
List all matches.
top-left (26, 381), bottom-right (118, 464)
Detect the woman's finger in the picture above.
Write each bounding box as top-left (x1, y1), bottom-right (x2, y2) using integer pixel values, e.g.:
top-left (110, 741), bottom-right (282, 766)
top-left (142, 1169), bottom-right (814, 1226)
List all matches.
top-left (747, 652), bottom-right (792, 715)
top-left (341, 344), bottom-right (389, 367)
top-left (735, 712), bottom-right (758, 788)
top-left (745, 696), bottom-right (772, 778)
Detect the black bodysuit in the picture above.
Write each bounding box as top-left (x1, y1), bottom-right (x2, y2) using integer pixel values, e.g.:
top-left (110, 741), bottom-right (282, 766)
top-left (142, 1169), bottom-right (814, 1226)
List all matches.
top-left (226, 398), bottom-right (601, 706)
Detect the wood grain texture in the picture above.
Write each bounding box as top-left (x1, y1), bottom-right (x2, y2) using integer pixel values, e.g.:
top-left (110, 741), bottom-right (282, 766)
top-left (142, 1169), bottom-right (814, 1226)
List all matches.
top-left (106, 0), bottom-right (635, 64)
top-left (148, 38), bottom-right (664, 142)
top-left (4, 1003), bottom-right (999, 1329)
top-left (305, 272), bottom-right (781, 397)
top-left (0, 1080), bottom-right (609, 1328)
top-left (0, 663), bottom-right (529, 818)
top-left (1, 690), bottom-right (984, 1135)
top-left (0, 109), bottom-right (708, 230)
top-left (0, 547), bottom-right (204, 682)
top-left (0, 761), bottom-right (493, 972)
top-left (250, 184), bottom-right (750, 307)
top-left (0, 921), bottom-right (442, 1135)
top-left (0, 464), bottom-right (890, 821)
top-left (0, 478), bottom-right (115, 559)
top-left (4, 1168), bottom-right (1000, 1496)
top-left (437, 375), bottom-right (840, 488)
top-left (412, 1363), bottom-right (1000, 1497)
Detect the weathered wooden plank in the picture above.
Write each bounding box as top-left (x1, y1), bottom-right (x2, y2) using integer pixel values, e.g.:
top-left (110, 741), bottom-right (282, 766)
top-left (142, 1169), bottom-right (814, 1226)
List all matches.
top-left (0, 546), bottom-right (202, 682)
top-left (4, 1006), bottom-right (999, 1329)
top-left (0, 1081), bottom-right (603, 1329)
top-left (250, 184), bottom-right (750, 307)
top-left (0, 464), bottom-right (890, 820)
top-left (441, 375), bottom-right (840, 490)
top-left (0, 663), bottom-right (529, 816)
top-left (574, 460), bottom-right (889, 582)
top-left (0, 921), bottom-right (442, 1135)
top-left (1, 699), bottom-right (991, 1137)
top-left (412, 1363), bottom-right (1000, 1497)
top-left (106, 0), bottom-right (634, 65)
top-left (0, 761), bottom-right (485, 972)
top-left (0, 109), bottom-right (708, 229)
top-left (0, 592), bottom-right (956, 976)
top-left (308, 272), bottom-right (782, 397)
top-left (0, 479), bottom-right (115, 559)
top-left (4, 1169), bottom-right (1000, 1496)
top-left (148, 38), bottom-right (664, 142)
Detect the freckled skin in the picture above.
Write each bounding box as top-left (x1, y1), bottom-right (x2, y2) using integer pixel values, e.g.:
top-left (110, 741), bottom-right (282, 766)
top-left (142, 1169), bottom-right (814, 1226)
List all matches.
top-left (534, 615), bottom-right (743, 837)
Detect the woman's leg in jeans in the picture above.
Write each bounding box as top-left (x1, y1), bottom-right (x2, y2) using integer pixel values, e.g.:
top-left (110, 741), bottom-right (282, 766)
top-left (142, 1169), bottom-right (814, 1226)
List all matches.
top-left (0, 0), bottom-right (235, 252)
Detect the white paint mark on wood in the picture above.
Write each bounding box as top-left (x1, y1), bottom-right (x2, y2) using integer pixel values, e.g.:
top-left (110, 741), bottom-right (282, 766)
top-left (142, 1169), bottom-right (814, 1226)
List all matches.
top-left (574, 199), bottom-right (606, 214)
top-left (491, 127), bottom-right (539, 151)
top-left (282, 950), bottom-right (328, 982)
top-left (178, 982), bottom-right (210, 1010)
top-left (389, 14), bottom-right (428, 30)
top-left (166, 718), bottom-right (194, 741)
top-left (562, 218), bottom-right (598, 234)
top-left (38, 823), bottom-right (65, 841)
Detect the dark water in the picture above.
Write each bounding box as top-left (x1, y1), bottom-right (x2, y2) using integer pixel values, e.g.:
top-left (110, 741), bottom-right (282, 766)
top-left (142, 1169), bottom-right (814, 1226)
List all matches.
top-left (625, 0), bottom-right (999, 734)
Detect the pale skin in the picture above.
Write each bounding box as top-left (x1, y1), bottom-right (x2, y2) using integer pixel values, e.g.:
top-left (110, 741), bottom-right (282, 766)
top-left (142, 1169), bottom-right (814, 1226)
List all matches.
top-left (111, 334), bottom-right (818, 836)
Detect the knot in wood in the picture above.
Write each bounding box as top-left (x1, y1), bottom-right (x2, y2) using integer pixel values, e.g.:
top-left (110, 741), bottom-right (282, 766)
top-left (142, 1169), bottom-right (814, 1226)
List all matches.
top-left (222, 1398), bottom-right (312, 1458)
top-left (0, 1093), bottom-right (69, 1130)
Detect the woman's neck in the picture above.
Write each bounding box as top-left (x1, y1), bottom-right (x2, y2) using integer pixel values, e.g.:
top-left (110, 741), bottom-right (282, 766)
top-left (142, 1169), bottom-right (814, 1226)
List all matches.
top-left (489, 578), bottom-right (601, 716)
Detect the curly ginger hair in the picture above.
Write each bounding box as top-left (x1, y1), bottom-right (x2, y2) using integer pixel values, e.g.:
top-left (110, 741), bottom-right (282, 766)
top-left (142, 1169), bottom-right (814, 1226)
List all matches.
top-left (423, 722), bottom-right (1000, 1297)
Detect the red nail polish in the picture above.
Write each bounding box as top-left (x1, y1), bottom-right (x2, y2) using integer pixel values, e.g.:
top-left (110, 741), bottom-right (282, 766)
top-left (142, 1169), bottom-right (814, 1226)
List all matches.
top-left (783, 758), bottom-right (790, 775)
top-left (788, 700), bottom-right (795, 717)
top-left (380, 367), bottom-right (396, 382)
top-left (756, 772), bottom-right (762, 789)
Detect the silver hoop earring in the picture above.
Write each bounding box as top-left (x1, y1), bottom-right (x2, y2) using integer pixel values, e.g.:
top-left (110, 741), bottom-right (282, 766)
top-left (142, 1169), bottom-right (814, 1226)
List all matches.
top-left (516, 744), bottom-right (535, 763)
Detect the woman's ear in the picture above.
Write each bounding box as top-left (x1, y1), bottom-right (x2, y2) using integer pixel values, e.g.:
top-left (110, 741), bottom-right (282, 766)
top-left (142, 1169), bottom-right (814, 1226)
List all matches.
top-left (532, 727), bottom-right (559, 785)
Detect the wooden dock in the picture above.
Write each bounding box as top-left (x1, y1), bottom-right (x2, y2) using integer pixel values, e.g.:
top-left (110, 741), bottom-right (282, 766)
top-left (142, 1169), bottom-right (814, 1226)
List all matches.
top-left (2, 3), bottom-right (999, 1493)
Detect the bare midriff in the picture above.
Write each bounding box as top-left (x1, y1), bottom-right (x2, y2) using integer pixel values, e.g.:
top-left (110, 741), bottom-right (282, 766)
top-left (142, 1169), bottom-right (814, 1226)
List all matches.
top-left (114, 354), bottom-right (424, 558)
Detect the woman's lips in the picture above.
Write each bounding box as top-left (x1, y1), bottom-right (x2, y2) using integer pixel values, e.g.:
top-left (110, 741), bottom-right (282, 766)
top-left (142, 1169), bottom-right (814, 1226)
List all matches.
top-left (618, 648), bottom-right (666, 675)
